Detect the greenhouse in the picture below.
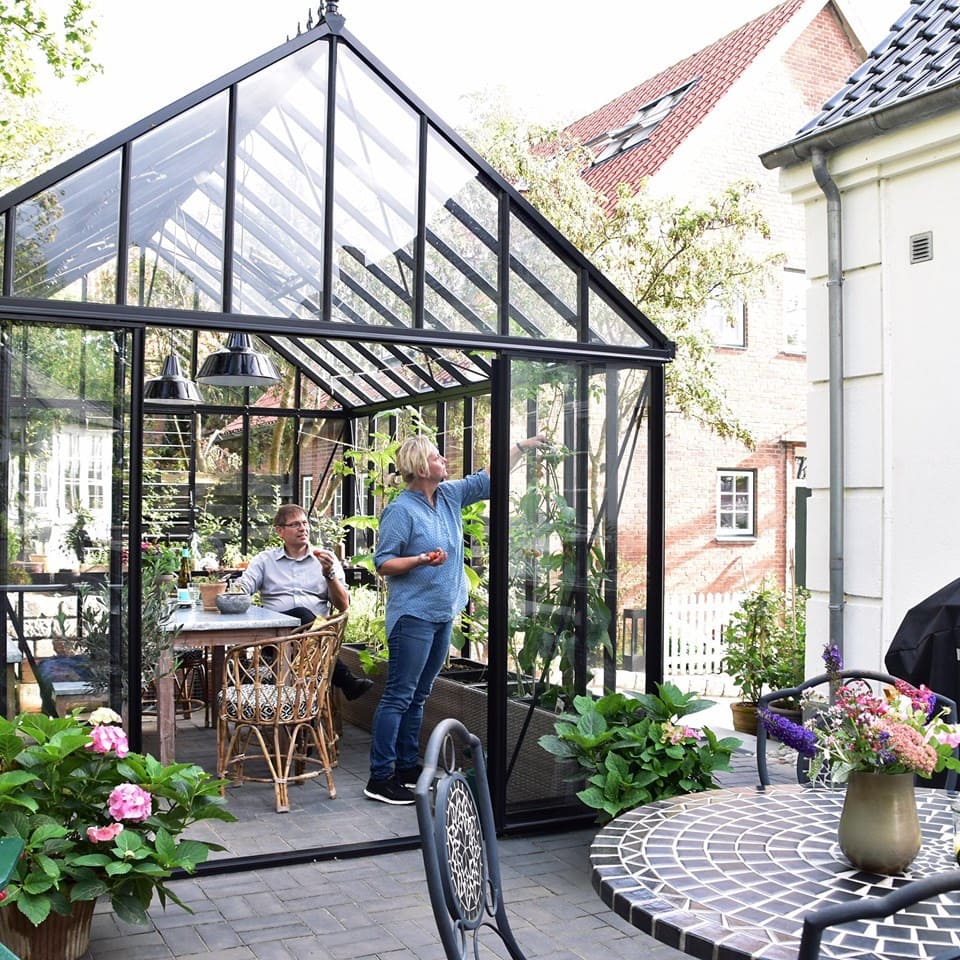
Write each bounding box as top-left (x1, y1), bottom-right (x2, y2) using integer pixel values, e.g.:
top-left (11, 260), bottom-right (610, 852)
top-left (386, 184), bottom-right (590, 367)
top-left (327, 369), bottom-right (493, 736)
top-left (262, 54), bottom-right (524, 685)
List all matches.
top-left (0, 6), bottom-right (673, 866)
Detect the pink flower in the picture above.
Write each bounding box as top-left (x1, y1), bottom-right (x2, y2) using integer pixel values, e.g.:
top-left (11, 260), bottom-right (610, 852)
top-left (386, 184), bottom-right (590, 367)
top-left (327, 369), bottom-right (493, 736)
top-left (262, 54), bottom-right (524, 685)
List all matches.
top-left (86, 822), bottom-right (124, 843)
top-left (108, 783), bottom-right (152, 821)
top-left (937, 730), bottom-right (960, 748)
top-left (88, 723), bottom-right (129, 758)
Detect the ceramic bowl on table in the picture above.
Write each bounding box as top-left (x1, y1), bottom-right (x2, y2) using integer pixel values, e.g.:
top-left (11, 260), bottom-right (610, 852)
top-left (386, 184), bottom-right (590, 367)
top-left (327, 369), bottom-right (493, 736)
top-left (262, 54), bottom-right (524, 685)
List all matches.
top-left (215, 592), bottom-right (252, 615)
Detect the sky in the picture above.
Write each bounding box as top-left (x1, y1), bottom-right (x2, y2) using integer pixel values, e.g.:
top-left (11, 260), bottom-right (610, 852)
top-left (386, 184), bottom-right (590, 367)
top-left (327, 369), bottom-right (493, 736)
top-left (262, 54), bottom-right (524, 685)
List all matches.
top-left (45, 0), bottom-right (909, 146)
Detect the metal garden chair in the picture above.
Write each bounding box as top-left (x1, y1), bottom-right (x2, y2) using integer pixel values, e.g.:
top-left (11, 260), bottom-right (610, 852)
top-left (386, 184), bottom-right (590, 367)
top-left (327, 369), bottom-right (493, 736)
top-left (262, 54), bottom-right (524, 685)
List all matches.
top-left (798, 869), bottom-right (960, 960)
top-left (757, 668), bottom-right (959, 792)
top-left (414, 717), bottom-right (528, 960)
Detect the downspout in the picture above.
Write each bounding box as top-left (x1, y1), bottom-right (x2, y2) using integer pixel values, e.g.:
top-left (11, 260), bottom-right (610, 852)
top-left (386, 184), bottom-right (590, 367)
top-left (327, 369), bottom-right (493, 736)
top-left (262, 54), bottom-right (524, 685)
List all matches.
top-left (810, 148), bottom-right (844, 660)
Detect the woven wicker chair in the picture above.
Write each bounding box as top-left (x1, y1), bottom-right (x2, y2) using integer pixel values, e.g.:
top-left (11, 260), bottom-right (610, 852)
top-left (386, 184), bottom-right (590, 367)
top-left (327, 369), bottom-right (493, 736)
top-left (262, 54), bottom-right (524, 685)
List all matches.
top-left (216, 612), bottom-right (345, 812)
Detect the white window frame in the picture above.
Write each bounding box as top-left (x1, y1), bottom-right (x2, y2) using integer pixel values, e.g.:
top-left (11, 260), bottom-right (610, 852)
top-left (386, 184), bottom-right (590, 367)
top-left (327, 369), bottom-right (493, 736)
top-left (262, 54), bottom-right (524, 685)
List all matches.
top-left (301, 475), bottom-right (313, 510)
top-left (783, 267), bottom-right (807, 354)
top-left (716, 469), bottom-right (755, 538)
top-left (705, 296), bottom-right (746, 348)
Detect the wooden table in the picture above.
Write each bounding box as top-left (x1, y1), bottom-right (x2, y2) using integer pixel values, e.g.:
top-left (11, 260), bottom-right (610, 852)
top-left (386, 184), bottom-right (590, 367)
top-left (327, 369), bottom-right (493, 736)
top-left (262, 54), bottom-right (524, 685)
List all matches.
top-left (158, 606), bottom-right (300, 764)
top-left (590, 784), bottom-right (960, 960)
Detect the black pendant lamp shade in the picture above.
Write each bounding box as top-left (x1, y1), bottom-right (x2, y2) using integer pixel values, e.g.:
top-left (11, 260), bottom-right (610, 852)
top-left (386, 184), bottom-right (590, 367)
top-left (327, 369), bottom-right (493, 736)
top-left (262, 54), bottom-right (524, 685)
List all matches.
top-left (196, 332), bottom-right (280, 387)
top-left (143, 353), bottom-right (202, 404)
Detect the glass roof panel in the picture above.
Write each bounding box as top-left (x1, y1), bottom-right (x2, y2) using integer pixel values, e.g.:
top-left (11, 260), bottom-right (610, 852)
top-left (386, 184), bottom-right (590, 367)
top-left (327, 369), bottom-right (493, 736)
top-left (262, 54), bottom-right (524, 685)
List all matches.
top-left (330, 47), bottom-right (418, 329)
top-left (233, 42), bottom-right (330, 318)
top-left (588, 286), bottom-right (655, 348)
top-left (13, 152), bottom-right (121, 301)
top-left (508, 213), bottom-right (578, 340)
top-left (127, 94), bottom-right (228, 310)
top-left (423, 129), bottom-right (499, 336)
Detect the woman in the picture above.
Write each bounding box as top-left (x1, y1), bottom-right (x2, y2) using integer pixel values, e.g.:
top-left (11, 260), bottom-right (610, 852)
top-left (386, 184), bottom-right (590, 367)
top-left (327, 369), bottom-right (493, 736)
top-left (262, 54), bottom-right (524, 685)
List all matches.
top-left (364, 433), bottom-right (545, 804)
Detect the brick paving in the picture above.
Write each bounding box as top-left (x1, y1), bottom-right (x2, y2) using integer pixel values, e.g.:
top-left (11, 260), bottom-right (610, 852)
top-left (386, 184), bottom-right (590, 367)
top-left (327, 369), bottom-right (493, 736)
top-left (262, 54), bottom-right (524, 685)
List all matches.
top-left (79, 711), bottom-right (788, 960)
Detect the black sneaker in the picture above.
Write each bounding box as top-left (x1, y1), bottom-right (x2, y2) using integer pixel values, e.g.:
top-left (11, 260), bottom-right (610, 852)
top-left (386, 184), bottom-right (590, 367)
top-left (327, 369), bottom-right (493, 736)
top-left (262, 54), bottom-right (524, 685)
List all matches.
top-left (396, 764), bottom-right (423, 789)
top-left (364, 776), bottom-right (415, 805)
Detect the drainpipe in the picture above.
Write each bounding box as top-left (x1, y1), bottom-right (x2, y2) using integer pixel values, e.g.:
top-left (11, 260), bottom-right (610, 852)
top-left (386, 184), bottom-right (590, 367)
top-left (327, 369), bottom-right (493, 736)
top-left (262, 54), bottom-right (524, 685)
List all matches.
top-left (810, 148), bottom-right (844, 661)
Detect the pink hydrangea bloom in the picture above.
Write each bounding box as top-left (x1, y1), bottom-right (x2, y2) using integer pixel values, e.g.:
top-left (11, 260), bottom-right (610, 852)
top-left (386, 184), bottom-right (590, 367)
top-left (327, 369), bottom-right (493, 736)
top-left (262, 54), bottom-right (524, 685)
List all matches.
top-left (86, 822), bottom-right (124, 843)
top-left (108, 783), bottom-right (152, 822)
top-left (88, 723), bottom-right (129, 758)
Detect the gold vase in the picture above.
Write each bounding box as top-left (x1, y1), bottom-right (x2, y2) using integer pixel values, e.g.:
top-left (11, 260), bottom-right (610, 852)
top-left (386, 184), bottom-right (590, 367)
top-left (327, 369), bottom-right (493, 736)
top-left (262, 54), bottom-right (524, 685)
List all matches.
top-left (837, 770), bottom-right (921, 874)
top-left (0, 898), bottom-right (95, 960)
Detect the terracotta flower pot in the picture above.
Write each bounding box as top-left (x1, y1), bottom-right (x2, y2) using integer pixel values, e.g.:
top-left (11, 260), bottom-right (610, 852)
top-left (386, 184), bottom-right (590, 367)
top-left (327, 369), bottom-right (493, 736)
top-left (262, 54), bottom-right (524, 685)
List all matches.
top-left (197, 581), bottom-right (226, 611)
top-left (0, 898), bottom-right (95, 960)
top-left (730, 700), bottom-right (758, 735)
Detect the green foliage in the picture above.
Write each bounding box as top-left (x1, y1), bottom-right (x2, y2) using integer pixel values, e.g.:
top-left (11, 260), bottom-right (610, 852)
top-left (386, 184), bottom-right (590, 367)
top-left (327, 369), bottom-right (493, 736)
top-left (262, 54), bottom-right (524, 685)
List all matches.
top-left (539, 683), bottom-right (740, 824)
top-left (465, 110), bottom-right (784, 447)
top-left (509, 440), bottom-right (611, 704)
top-left (342, 584), bottom-right (387, 674)
top-left (62, 507), bottom-right (93, 563)
top-left (722, 580), bottom-right (808, 704)
top-left (60, 543), bottom-right (183, 694)
top-left (0, 0), bottom-right (100, 99)
top-left (0, 710), bottom-right (235, 927)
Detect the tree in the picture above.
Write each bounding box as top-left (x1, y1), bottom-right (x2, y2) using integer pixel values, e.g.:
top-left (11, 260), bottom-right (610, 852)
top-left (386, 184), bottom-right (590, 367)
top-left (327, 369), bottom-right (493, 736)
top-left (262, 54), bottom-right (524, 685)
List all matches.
top-left (0, 0), bottom-right (100, 99)
top-left (0, 1), bottom-right (100, 191)
top-left (462, 105), bottom-right (783, 446)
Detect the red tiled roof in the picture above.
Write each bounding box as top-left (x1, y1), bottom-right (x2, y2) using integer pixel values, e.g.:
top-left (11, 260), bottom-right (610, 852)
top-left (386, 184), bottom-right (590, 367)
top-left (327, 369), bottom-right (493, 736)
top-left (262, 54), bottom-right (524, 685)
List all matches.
top-left (565, 0), bottom-right (808, 196)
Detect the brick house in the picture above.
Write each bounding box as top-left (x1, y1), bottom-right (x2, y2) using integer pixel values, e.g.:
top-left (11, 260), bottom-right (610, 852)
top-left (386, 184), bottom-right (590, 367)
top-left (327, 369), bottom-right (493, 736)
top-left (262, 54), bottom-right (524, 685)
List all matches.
top-left (565, 0), bottom-right (866, 606)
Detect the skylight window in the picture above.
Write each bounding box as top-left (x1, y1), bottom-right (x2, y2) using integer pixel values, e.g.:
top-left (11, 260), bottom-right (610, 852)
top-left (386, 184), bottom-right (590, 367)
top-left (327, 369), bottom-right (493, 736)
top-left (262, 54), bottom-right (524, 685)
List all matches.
top-left (587, 80), bottom-right (696, 165)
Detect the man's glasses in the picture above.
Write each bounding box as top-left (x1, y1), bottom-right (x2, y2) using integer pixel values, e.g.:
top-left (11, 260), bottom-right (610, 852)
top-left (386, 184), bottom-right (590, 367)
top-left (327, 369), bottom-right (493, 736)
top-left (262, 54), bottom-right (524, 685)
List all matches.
top-left (279, 521), bottom-right (310, 529)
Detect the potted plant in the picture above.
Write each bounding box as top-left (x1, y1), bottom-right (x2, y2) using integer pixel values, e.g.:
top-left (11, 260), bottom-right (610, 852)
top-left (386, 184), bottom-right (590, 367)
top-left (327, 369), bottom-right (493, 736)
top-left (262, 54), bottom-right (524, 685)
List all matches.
top-left (539, 682), bottom-right (741, 823)
top-left (62, 507), bottom-right (95, 568)
top-left (191, 575), bottom-right (228, 611)
top-left (0, 709), bottom-right (236, 959)
top-left (722, 580), bottom-right (807, 734)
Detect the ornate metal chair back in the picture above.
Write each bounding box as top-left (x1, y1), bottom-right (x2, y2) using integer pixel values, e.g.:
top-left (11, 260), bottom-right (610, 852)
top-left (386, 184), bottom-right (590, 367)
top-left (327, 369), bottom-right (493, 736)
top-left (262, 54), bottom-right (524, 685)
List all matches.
top-left (414, 717), bottom-right (528, 960)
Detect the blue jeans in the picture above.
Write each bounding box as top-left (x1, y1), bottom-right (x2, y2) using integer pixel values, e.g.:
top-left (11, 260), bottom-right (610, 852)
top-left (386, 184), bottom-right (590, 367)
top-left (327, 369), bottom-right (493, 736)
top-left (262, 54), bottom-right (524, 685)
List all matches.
top-left (369, 615), bottom-right (452, 780)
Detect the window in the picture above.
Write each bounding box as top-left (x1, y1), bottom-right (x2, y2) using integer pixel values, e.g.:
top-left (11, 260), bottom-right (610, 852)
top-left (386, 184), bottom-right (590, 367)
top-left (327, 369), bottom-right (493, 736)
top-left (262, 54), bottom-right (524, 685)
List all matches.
top-left (783, 268), bottom-right (806, 353)
top-left (705, 296), bottom-right (746, 348)
top-left (586, 81), bottom-right (696, 166)
top-left (301, 475), bottom-right (313, 510)
top-left (716, 469), bottom-right (755, 538)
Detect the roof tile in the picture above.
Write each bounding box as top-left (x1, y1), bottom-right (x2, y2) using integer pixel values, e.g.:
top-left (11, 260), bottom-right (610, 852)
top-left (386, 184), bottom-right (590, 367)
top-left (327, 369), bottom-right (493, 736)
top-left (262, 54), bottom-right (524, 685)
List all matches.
top-left (795, 0), bottom-right (960, 138)
top-left (566, 0), bottom-right (808, 188)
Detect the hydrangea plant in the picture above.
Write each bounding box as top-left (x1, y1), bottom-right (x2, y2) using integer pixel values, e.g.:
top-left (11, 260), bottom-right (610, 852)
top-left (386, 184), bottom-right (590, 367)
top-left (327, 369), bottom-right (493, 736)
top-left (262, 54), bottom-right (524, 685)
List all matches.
top-left (0, 709), bottom-right (236, 927)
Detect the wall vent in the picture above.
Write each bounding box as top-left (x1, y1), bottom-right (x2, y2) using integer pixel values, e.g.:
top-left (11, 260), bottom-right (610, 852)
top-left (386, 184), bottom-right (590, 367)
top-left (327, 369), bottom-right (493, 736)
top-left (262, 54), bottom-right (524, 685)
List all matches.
top-left (910, 231), bottom-right (933, 263)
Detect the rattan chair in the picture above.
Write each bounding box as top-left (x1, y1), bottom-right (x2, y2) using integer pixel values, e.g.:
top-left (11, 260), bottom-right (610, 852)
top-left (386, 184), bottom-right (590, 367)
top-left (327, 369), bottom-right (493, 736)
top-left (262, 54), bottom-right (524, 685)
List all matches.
top-left (217, 611), bottom-right (345, 812)
top-left (757, 668), bottom-right (959, 792)
top-left (287, 613), bottom-right (347, 767)
top-left (798, 869), bottom-right (960, 960)
top-left (414, 717), bottom-right (529, 960)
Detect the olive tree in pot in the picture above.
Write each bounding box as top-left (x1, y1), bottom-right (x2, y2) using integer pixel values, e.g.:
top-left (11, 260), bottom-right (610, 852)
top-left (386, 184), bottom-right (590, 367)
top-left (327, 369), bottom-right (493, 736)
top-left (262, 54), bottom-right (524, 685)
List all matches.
top-left (722, 580), bottom-right (807, 734)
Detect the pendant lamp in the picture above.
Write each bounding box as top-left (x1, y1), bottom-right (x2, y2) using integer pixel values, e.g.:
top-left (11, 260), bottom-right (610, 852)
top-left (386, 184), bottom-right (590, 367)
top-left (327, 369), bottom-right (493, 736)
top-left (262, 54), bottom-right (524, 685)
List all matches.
top-left (143, 353), bottom-right (202, 404)
top-left (196, 332), bottom-right (280, 387)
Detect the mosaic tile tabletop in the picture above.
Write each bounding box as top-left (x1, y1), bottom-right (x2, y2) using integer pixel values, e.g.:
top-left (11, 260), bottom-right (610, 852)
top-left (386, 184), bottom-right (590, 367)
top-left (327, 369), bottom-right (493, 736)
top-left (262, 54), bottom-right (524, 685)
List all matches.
top-left (590, 785), bottom-right (960, 960)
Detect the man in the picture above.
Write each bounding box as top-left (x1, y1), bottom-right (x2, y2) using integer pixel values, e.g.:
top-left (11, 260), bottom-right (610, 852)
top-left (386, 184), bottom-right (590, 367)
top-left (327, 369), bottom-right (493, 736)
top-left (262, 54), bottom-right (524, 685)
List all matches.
top-left (235, 504), bottom-right (373, 700)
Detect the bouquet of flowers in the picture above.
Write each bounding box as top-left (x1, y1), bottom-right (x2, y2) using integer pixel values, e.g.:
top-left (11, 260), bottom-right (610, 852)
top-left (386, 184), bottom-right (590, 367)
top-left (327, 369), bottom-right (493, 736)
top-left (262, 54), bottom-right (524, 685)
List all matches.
top-left (0, 709), bottom-right (236, 927)
top-left (760, 649), bottom-right (960, 784)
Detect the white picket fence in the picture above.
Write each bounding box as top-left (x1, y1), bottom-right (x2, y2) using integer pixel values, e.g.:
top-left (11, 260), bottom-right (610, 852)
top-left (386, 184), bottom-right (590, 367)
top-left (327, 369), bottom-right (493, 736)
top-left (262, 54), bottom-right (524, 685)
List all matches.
top-left (663, 591), bottom-right (743, 695)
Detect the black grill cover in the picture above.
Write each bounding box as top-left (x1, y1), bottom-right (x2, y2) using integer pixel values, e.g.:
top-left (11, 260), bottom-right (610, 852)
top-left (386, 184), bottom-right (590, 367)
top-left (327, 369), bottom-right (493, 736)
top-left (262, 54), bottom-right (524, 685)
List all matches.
top-left (886, 576), bottom-right (960, 704)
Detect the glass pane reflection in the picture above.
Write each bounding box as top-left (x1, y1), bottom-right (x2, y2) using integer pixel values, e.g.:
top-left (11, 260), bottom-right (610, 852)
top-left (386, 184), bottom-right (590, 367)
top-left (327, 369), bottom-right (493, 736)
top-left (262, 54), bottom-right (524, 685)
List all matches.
top-left (14, 152), bottom-right (121, 302)
top-left (128, 94), bottom-right (228, 310)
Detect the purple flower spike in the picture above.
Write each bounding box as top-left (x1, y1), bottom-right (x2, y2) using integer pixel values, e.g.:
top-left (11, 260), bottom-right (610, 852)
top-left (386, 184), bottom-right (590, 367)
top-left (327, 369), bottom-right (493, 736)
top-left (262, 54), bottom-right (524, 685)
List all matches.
top-left (759, 708), bottom-right (817, 757)
top-left (822, 644), bottom-right (843, 679)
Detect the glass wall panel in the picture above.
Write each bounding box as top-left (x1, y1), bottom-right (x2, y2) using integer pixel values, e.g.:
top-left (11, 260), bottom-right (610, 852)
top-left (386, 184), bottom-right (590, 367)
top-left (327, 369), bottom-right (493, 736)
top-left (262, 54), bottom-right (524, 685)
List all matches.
top-left (331, 48), bottom-right (418, 328)
top-left (3, 322), bottom-right (130, 728)
top-left (501, 358), bottom-right (648, 815)
top-left (508, 214), bottom-right (578, 341)
top-left (13, 153), bottom-right (121, 301)
top-left (233, 43), bottom-right (329, 318)
top-left (127, 94), bottom-right (228, 311)
top-left (588, 286), bottom-right (655, 348)
top-left (423, 130), bottom-right (499, 335)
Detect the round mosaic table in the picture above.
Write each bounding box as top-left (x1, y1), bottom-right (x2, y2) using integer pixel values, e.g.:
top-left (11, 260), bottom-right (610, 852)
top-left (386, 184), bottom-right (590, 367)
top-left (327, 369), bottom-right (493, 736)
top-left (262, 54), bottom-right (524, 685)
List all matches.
top-left (590, 784), bottom-right (960, 960)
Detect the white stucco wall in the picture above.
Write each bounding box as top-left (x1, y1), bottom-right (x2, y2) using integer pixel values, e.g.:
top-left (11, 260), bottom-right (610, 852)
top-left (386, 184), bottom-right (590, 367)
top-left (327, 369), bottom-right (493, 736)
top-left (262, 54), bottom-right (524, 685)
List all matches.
top-left (778, 110), bottom-right (960, 674)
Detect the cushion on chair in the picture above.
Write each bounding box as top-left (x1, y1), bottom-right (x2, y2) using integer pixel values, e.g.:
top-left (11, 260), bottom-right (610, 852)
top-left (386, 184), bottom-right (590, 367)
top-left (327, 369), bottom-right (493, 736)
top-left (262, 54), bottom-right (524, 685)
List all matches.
top-left (219, 684), bottom-right (314, 722)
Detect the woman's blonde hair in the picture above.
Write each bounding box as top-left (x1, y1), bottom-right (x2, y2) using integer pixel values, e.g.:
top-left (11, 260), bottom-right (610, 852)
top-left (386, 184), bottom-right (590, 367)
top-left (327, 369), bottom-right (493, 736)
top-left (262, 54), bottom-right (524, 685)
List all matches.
top-left (395, 436), bottom-right (436, 483)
